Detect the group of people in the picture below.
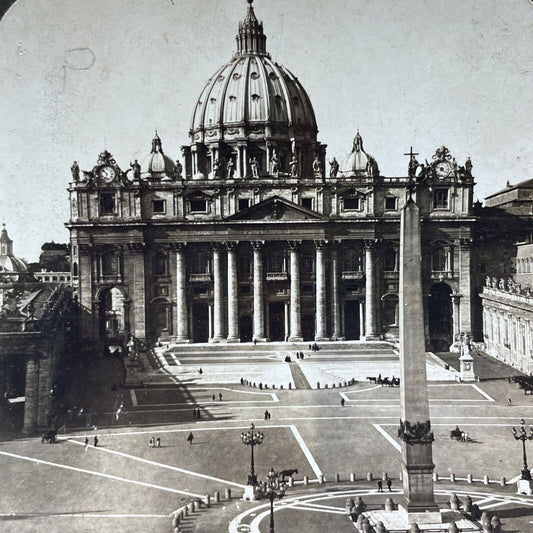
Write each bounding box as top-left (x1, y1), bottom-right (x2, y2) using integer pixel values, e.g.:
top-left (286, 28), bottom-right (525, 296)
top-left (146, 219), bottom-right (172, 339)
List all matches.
top-left (211, 393), bottom-right (223, 401)
top-left (192, 408), bottom-right (202, 419)
top-left (149, 436), bottom-right (161, 448)
top-left (377, 477), bottom-right (393, 492)
top-left (84, 435), bottom-right (98, 450)
top-left (264, 410), bottom-right (272, 420)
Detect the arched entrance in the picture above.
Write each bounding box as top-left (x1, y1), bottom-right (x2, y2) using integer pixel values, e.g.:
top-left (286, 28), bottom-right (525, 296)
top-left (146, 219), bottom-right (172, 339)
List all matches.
top-left (150, 298), bottom-right (172, 339)
top-left (344, 300), bottom-right (360, 340)
top-left (302, 314), bottom-right (314, 341)
top-left (192, 302), bottom-right (209, 343)
top-left (98, 287), bottom-right (128, 342)
top-left (240, 315), bottom-right (252, 342)
top-left (429, 282), bottom-right (453, 351)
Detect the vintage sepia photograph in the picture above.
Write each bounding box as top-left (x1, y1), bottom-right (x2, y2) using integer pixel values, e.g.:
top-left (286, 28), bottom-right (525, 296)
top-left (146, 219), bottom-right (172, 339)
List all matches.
top-left (1, 0), bottom-right (533, 531)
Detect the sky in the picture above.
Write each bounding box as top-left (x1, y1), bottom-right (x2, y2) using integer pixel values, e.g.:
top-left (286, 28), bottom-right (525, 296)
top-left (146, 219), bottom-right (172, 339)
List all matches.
top-left (0, 0), bottom-right (532, 261)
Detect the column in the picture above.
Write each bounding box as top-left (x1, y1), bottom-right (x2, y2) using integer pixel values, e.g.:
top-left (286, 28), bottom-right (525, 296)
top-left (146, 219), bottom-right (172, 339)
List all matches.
top-left (128, 243), bottom-right (146, 340)
top-left (458, 239), bottom-right (473, 336)
top-left (284, 302), bottom-right (290, 342)
top-left (37, 354), bottom-right (51, 427)
top-left (226, 242), bottom-right (240, 342)
top-left (330, 244), bottom-right (342, 340)
top-left (315, 240), bottom-right (328, 340)
top-left (288, 241), bottom-right (302, 341)
top-left (22, 357), bottom-right (39, 434)
top-left (359, 300), bottom-right (365, 339)
top-left (364, 241), bottom-right (378, 340)
top-left (175, 243), bottom-right (190, 342)
top-left (451, 294), bottom-right (461, 348)
top-left (212, 244), bottom-right (224, 342)
top-left (252, 242), bottom-right (266, 341)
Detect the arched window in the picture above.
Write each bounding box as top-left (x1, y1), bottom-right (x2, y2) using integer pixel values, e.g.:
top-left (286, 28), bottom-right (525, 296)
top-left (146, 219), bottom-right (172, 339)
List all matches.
top-left (432, 248), bottom-right (447, 272)
top-left (268, 249), bottom-right (285, 273)
top-left (342, 248), bottom-right (362, 272)
top-left (103, 252), bottom-right (118, 276)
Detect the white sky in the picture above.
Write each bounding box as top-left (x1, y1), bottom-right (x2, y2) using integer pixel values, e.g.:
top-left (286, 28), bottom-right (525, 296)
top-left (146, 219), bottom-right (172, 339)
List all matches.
top-left (1, 0), bottom-right (532, 261)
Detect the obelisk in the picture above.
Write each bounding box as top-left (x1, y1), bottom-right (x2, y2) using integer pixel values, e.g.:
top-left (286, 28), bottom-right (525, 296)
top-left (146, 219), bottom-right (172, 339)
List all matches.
top-left (398, 189), bottom-right (441, 522)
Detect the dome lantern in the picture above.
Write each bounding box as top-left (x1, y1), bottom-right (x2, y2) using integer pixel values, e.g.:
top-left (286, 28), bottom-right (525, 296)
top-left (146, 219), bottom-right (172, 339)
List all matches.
top-left (340, 130), bottom-right (379, 177)
top-left (236, 0), bottom-right (267, 56)
top-left (142, 131), bottom-right (176, 180)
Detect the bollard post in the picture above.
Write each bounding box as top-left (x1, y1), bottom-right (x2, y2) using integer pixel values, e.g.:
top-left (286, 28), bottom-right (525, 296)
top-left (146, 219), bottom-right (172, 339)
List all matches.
top-left (303, 475), bottom-right (309, 485)
top-left (500, 476), bottom-right (506, 487)
top-left (172, 514), bottom-right (180, 527)
top-left (288, 383), bottom-right (292, 389)
top-left (325, 384), bottom-right (328, 388)
top-left (450, 473), bottom-right (455, 483)
top-left (174, 528), bottom-right (180, 533)
top-left (225, 488), bottom-right (232, 500)
top-left (382, 472), bottom-right (388, 481)
top-left (317, 382), bottom-right (320, 389)
top-left (332, 383), bottom-right (336, 388)
top-left (367, 472), bottom-right (373, 481)
top-left (184, 506), bottom-right (188, 516)
top-left (289, 476), bottom-right (294, 487)
top-left (483, 475), bottom-right (489, 485)
top-left (192, 501), bottom-right (197, 512)
top-left (205, 495), bottom-right (211, 507)
top-left (433, 472), bottom-right (438, 482)
top-left (467, 474), bottom-right (473, 483)
top-left (318, 474), bottom-right (324, 484)
top-left (280, 385), bottom-right (284, 389)
top-left (335, 473), bottom-right (340, 482)
top-left (350, 472), bottom-right (356, 482)
top-left (215, 491), bottom-right (220, 503)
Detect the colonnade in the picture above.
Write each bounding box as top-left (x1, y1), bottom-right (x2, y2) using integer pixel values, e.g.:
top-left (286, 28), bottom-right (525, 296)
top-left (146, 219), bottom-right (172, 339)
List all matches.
top-left (173, 240), bottom-right (380, 343)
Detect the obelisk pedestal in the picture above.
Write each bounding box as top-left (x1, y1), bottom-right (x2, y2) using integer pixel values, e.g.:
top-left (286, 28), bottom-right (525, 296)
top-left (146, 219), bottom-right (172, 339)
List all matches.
top-left (397, 198), bottom-right (441, 523)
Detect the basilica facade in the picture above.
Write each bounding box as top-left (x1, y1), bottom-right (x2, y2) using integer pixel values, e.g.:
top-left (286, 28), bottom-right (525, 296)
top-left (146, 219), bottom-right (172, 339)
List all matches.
top-left (66, 1), bottom-right (477, 352)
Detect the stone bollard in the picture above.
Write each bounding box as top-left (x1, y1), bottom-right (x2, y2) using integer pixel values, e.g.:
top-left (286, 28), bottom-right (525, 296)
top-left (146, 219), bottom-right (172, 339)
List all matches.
top-left (448, 522), bottom-right (460, 533)
top-left (325, 384), bottom-right (328, 388)
top-left (483, 474), bottom-right (489, 485)
top-left (215, 491), bottom-right (220, 503)
top-left (491, 515), bottom-right (502, 533)
top-left (350, 472), bottom-right (356, 482)
top-left (450, 493), bottom-right (461, 511)
top-left (225, 488), bottom-right (232, 500)
top-left (367, 472), bottom-right (373, 481)
top-left (433, 472), bottom-right (438, 482)
top-left (183, 506), bottom-right (189, 517)
top-left (174, 528), bottom-right (180, 533)
top-left (253, 382), bottom-right (256, 387)
top-left (272, 384), bottom-right (275, 389)
top-left (480, 511), bottom-right (491, 527)
top-left (197, 499), bottom-right (202, 509)
top-left (382, 472), bottom-right (388, 481)
top-left (385, 497), bottom-right (395, 511)
top-left (332, 383), bottom-right (336, 388)
top-left (317, 382), bottom-right (320, 389)
top-left (335, 473), bottom-right (340, 482)
top-left (467, 473), bottom-right (473, 483)
top-left (192, 501), bottom-right (198, 512)
top-left (288, 383), bottom-right (292, 389)
top-left (376, 521), bottom-right (386, 533)
top-left (259, 383), bottom-right (262, 389)
top-left (303, 475), bottom-right (309, 485)
top-left (318, 474), bottom-right (324, 484)
top-left (450, 473), bottom-right (455, 483)
top-left (204, 495), bottom-right (210, 508)
top-left (399, 471), bottom-right (403, 481)
top-left (464, 495), bottom-right (473, 515)
top-left (280, 385), bottom-right (284, 389)
top-left (289, 476), bottom-right (294, 487)
top-left (172, 514), bottom-right (180, 527)
top-left (500, 476), bottom-right (506, 487)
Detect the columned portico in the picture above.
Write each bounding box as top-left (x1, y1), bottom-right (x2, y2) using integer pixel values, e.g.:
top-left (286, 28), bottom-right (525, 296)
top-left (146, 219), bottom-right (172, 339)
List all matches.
top-left (315, 240), bottom-right (328, 340)
top-left (212, 243), bottom-right (225, 342)
top-left (364, 241), bottom-right (378, 340)
top-left (252, 241), bottom-right (266, 341)
top-left (330, 244), bottom-right (342, 340)
top-left (226, 242), bottom-right (240, 342)
top-left (288, 241), bottom-right (303, 341)
top-left (175, 243), bottom-right (190, 342)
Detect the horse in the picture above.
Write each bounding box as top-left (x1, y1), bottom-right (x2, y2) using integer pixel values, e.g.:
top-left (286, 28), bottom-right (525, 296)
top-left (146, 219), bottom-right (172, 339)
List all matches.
top-left (280, 468), bottom-right (298, 482)
top-left (366, 376), bottom-right (377, 384)
top-left (41, 428), bottom-right (57, 444)
top-left (461, 432), bottom-right (470, 443)
top-left (450, 427), bottom-right (462, 440)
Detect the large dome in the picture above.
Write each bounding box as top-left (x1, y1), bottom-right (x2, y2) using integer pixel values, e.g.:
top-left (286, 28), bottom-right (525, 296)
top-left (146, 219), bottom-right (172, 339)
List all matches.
top-left (340, 131), bottom-right (379, 177)
top-left (190, 0), bottom-right (317, 141)
top-left (0, 225), bottom-right (29, 282)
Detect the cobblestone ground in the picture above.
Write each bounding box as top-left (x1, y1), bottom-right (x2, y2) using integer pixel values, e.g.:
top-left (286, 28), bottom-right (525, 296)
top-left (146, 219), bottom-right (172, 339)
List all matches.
top-left (1, 345), bottom-right (533, 532)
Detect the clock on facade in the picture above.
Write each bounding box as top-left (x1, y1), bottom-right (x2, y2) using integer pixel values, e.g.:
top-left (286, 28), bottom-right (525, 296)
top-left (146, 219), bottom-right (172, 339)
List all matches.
top-left (435, 160), bottom-right (452, 179)
top-left (98, 165), bottom-right (116, 182)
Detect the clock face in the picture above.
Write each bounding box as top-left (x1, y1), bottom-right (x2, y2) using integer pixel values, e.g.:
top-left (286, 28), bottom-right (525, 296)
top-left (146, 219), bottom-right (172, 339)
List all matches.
top-left (99, 165), bottom-right (116, 182)
top-left (435, 160), bottom-right (452, 179)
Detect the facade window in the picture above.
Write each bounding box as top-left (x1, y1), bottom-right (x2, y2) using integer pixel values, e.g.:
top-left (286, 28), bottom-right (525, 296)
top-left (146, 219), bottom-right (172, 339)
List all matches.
top-left (190, 199), bottom-right (208, 213)
top-left (301, 255), bottom-right (314, 274)
top-left (238, 198), bottom-right (250, 211)
top-left (432, 248), bottom-right (447, 272)
top-left (433, 189), bottom-right (449, 209)
top-left (192, 251), bottom-right (209, 274)
top-left (385, 197), bottom-right (397, 211)
top-left (238, 253), bottom-right (251, 275)
top-left (343, 248), bottom-right (362, 271)
top-left (384, 249), bottom-right (397, 272)
top-left (268, 250), bottom-right (285, 272)
top-left (73, 262), bottom-right (78, 277)
top-left (100, 193), bottom-right (116, 215)
top-left (301, 198), bottom-right (313, 210)
top-left (154, 252), bottom-right (168, 276)
top-left (153, 200), bottom-right (166, 214)
top-left (103, 253), bottom-right (118, 276)
top-left (343, 197), bottom-right (360, 211)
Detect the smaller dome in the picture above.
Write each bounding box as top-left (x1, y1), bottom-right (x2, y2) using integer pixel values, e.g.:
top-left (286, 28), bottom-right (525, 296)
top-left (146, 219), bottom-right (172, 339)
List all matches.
top-left (0, 225), bottom-right (29, 282)
top-left (142, 132), bottom-right (176, 179)
top-left (340, 131), bottom-right (379, 177)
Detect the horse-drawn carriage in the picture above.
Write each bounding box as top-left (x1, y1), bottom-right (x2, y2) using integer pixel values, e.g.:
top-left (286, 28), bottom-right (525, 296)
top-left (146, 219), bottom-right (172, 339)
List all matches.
top-left (41, 428), bottom-right (57, 444)
top-left (450, 426), bottom-right (470, 442)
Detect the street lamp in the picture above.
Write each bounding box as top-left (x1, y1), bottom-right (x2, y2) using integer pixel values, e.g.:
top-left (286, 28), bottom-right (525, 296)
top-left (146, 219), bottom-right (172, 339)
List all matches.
top-left (241, 422), bottom-right (264, 486)
top-left (257, 467), bottom-right (287, 533)
top-left (512, 418), bottom-right (533, 480)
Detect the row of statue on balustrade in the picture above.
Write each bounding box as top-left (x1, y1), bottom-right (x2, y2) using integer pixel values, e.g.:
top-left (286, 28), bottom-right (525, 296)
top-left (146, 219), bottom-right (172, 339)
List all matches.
top-left (486, 276), bottom-right (532, 297)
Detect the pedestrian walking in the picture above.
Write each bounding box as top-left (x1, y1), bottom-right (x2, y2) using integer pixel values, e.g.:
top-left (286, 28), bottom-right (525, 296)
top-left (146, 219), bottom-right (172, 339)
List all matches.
top-left (212, 394), bottom-right (216, 401)
top-left (219, 393), bottom-right (223, 401)
top-left (341, 398), bottom-right (345, 407)
top-left (254, 339), bottom-right (257, 346)
top-left (187, 432), bottom-right (194, 445)
top-left (377, 480), bottom-right (383, 492)
top-left (94, 435), bottom-right (99, 447)
top-left (198, 368), bottom-right (203, 374)
top-left (268, 411), bottom-right (271, 420)
top-left (156, 437), bottom-right (161, 447)
top-left (264, 410), bottom-right (269, 420)
top-left (149, 437), bottom-right (154, 447)
top-left (508, 397), bottom-right (512, 406)
top-left (197, 409), bottom-right (201, 419)
top-left (386, 477), bottom-right (392, 492)
top-left (192, 409), bottom-right (197, 419)
top-left (84, 436), bottom-right (89, 451)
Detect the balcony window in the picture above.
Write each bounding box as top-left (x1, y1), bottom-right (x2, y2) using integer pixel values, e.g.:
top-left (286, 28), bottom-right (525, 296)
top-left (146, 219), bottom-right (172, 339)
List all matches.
top-left (385, 196), bottom-right (397, 211)
top-left (433, 189), bottom-right (449, 209)
top-left (343, 197), bottom-right (360, 211)
top-left (190, 199), bottom-right (208, 213)
top-left (301, 198), bottom-right (313, 210)
top-left (153, 200), bottom-right (166, 214)
top-left (432, 248), bottom-right (447, 272)
top-left (100, 193), bottom-right (116, 215)
top-left (384, 249), bottom-right (397, 272)
top-left (238, 198), bottom-right (250, 211)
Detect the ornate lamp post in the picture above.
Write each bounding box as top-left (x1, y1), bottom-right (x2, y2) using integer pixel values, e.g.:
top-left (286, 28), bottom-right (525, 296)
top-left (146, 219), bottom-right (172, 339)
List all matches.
top-left (241, 422), bottom-right (264, 486)
top-left (257, 467), bottom-right (286, 533)
top-left (512, 418), bottom-right (533, 480)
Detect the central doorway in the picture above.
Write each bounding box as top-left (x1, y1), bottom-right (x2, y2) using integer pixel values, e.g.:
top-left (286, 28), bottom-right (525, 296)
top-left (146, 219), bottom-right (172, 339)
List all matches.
top-left (192, 303), bottom-right (209, 343)
top-left (268, 302), bottom-right (285, 341)
top-left (344, 300), bottom-right (360, 340)
top-left (428, 282), bottom-right (453, 351)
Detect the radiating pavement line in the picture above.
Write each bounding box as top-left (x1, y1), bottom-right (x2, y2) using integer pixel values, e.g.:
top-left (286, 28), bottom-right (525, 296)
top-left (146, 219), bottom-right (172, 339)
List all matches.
top-left (289, 425), bottom-right (323, 479)
top-left (372, 423), bottom-right (401, 452)
top-left (0, 450), bottom-right (204, 498)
